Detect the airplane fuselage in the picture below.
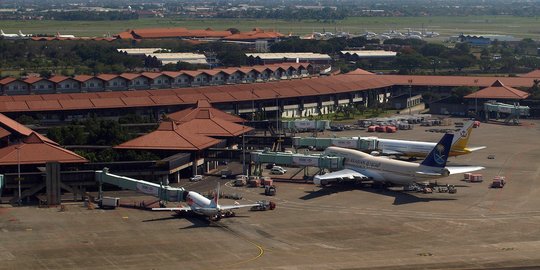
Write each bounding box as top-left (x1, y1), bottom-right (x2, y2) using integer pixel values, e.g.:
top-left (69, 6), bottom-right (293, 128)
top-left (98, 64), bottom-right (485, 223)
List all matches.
top-left (185, 191), bottom-right (220, 217)
top-left (324, 147), bottom-right (449, 185)
top-left (377, 138), bottom-right (471, 157)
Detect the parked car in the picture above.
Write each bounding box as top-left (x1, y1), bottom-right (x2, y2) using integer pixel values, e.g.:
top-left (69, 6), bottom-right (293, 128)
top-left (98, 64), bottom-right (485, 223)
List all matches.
top-left (270, 167), bottom-right (287, 175)
top-left (266, 163), bottom-right (276, 169)
top-left (190, 175), bottom-right (203, 182)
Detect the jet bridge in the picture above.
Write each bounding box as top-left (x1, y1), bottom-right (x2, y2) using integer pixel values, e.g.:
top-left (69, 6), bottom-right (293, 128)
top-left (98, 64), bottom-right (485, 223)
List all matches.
top-left (484, 102), bottom-right (529, 125)
top-left (292, 136), bottom-right (379, 151)
top-left (250, 150), bottom-right (344, 176)
top-left (95, 168), bottom-right (185, 202)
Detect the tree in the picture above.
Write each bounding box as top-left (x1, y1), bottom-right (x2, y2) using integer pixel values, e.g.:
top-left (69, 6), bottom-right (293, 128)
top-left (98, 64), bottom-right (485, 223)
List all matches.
top-left (226, 28), bottom-right (240, 34)
top-left (455, 42), bottom-right (471, 54)
top-left (448, 55), bottom-right (476, 71)
top-left (395, 52), bottom-right (428, 73)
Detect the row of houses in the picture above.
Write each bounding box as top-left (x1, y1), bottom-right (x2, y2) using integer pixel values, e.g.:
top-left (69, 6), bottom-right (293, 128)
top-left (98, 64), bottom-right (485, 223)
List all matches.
top-left (0, 63), bottom-right (312, 95)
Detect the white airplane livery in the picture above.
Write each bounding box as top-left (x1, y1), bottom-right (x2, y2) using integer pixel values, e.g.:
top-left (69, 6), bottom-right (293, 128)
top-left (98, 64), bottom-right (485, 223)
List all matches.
top-left (152, 183), bottom-right (260, 221)
top-left (1, 30), bottom-right (30, 39)
top-left (376, 121), bottom-right (486, 158)
top-left (314, 133), bottom-right (484, 186)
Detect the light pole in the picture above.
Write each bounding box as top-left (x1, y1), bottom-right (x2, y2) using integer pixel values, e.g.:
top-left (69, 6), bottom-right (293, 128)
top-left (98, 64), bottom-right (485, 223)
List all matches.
top-left (251, 89), bottom-right (255, 121)
top-left (275, 95), bottom-right (280, 135)
top-left (16, 145), bottom-right (21, 206)
top-left (242, 124), bottom-right (246, 176)
top-left (408, 79), bottom-right (413, 115)
top-left (474, 79), bottom-right (479, 118)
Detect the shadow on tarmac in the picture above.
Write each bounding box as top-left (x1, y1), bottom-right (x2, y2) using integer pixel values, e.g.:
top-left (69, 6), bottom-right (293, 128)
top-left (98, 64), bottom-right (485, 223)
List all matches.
top-left (300, 185), bottom-right (457, 205)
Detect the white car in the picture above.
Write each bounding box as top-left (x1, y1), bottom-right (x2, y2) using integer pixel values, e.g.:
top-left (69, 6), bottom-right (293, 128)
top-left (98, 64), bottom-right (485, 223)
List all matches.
top-left (270, 167), bottom-right (287, 175)
top-left (190, 175), bottom-right (203, 182)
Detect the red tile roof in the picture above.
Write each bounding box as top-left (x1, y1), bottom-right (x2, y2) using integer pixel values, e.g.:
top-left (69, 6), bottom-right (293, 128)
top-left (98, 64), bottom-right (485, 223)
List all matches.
top-left (96, 74), bottom-right (119, 81)
top-left (168, 99), bottom-right (246, 123)
top-left (0, 126), bottom-right (11, 139)
top-left (23, 76), bottom-right (46, 84)
top-left (48, 75), bottom-right (70, 83)
top-left (120, 73), bottom-right (143, 80)
top-left (0, 77), bottom-right (19, 85)
top-left (0, 132), bottom-right (87, 165)
top-left (346, 68), bottom-right (374, 75)
top-left (520, 70), bottom-right (540, 78)
top-left (464, 80), bottom-right (530, 100)
top-left (174, 109), bottom-right (253, 137)
top-left (0, 113), bottom-right (56, 144)
top-left (224, 29), bottom-right (284, 41)
top-left (129, 27), bottom-right (231, 39)
top-left (73, 75), bottom-right (95, 82)
top-left (115, 121), bottom-right (221, 151)
top-left (0, 74), bottom-right (537, 114)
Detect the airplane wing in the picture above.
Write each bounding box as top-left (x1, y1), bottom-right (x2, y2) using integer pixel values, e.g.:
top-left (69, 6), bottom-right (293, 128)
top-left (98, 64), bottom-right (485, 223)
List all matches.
top-left (466, 146), bottom-right (487, 152)
top-left (151, 206), bottom-right (191, 212)
top-left (219, 204), bottom-right (260, 211)
top-left (313, 169), bottom-right (368, 185)
top-left (381, 149), bottom-right (404, 156)
top-left (446, 166), bottom-right (485, 175)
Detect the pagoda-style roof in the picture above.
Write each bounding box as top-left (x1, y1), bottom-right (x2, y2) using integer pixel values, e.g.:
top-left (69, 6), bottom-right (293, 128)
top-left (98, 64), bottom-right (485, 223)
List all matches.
top-left (168, 99), bottom-right (246, 123)
top-left (0, 133), bottom-right (87, 165)
top-left (115, 121), bottom-right (221, 151)
top-left (0, 113), bottom-right (56, 144)
top-left (464, 80), bottom-right (530, 100)
top-left (346, 68), bottom-right (374, 75)
top-left (175, 110), bottom-right (253, 137)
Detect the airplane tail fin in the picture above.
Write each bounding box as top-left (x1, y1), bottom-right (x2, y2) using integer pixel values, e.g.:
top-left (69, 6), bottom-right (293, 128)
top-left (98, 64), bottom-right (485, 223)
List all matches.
top-left (421, 133), bottom-right (453, 168)
top-left (451, 121), bottom-right (474, 150)
top-left (0, 30), bottom-right (4, 35)
top-left (211, 182), bottom-right (220, 207)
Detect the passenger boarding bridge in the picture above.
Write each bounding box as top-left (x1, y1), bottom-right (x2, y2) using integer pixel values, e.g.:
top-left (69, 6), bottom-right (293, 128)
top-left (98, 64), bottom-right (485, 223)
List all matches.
top-left (250, 150), bottom-right (344, 177)
top-left (292, 136), bottom-right (379, 152)
top-left (96, 168), bottom-right (185, 202)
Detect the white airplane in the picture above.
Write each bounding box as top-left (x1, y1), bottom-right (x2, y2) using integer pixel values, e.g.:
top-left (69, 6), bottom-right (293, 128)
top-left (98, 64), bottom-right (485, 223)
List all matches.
top-left (377, 121), bottom-right (486, 158)
top-left (1, 29), bottom-right (19, 39)
top-left (56, 32), bottom-right (75, 38)
top-left (18, 30), bottom-right (31, 38)
top-left (314, 133), bottom-right (484, 187)
top-left (152, 183), bottom-right (262, 221)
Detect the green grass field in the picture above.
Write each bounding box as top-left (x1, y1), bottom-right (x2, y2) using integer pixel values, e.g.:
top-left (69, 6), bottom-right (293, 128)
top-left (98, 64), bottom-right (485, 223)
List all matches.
top-left (1, 15), bottom-right (539, 39)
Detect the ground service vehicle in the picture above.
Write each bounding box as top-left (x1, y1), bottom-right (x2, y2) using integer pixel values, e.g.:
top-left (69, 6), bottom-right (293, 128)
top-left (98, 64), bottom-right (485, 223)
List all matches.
top-left (250, 200), bottom-right (276, 211)
top-left (265, 185), bottom-right (276, 196)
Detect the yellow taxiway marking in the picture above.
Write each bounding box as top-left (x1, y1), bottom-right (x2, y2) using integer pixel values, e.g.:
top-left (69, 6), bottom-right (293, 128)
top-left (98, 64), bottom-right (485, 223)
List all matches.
top-left (216, 222), bottom-right (265, 268)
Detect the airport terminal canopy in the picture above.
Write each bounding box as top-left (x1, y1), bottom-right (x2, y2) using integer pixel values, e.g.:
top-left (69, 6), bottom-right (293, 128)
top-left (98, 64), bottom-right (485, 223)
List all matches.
top-left (464, 80), bottom-right (530, 100)
top-left (0, 113), bottom-right (56, 144)
top-left (175, 109), bottom-right (253, 137)
top-left (115, 121), bottom-right (222, 151)
top-left (168, 99), bottom-right (247, 123)
top-left (0, 132), bottom-right (87, 165)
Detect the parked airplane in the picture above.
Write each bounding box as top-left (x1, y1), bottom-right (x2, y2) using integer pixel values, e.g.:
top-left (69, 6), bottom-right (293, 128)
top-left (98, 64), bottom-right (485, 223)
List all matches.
top-left (18, 30), bottom-right (31, 37)
top-left (56, 32), bottom-right (75, 38)
top-left (377, 121), bottom-right (486, 158)
top-left (0, 29), bottom-right (31, 39)
top-left (152, 183), bottom-right (262, 221)
top-left (314, 133), bottom-right (484, 187)
top-left (1, 29), bottom-right (19, 39)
